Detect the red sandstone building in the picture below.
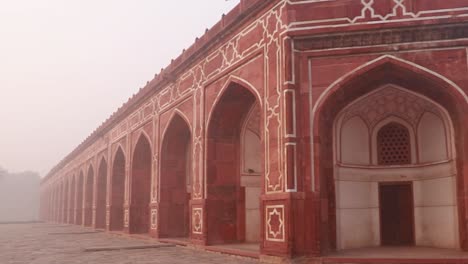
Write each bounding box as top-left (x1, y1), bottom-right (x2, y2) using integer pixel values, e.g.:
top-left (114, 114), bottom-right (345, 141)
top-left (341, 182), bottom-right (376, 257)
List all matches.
top-left (40, 0), bottom-right (468, 262)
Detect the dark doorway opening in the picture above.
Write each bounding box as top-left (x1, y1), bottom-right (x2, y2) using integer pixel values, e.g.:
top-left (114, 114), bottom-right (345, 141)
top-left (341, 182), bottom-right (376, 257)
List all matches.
top-left (379, 182), bottom-right (415, 246)
top-left (110, 147), bottom-right (125, 231)
top-left (160, 114), bottom-right (191, 238)
top-left (95, 158), bottom-right (107, 229)
top-left (129, 135), bottom-right (152, 234)
top-left (206, 82), bottom-right (260, 245)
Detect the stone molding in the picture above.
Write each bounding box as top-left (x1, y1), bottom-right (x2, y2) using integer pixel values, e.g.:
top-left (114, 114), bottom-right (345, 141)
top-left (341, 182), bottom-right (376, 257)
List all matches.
top-left (295, 23), bottom-right (468, 51)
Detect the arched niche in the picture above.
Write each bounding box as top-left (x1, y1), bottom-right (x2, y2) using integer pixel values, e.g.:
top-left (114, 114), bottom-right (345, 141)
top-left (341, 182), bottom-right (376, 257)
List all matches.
top-left (370, 116), bottom-right (417, 166)
top-left (333, 84), bottom-right (458, 250)
top-left (241, 103), bottom-right (262, 175)
top-left (240, 102), bottom-right (262, 243)
top-left (337, 115), bottom-right (370, 165)
top-left (418, 112), bottom-right (450, 163)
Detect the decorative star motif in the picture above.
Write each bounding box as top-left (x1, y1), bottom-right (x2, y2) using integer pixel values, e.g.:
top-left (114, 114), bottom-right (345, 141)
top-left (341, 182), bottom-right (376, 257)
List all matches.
top-left (192, 209), bottom-right (203, 234)
top-left (267, 208), bottom-right (284, 239)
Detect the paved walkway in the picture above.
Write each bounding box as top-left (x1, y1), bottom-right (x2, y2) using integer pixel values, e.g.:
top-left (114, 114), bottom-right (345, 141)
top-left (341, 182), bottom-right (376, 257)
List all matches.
top-left (0, 223), bottom-right (257, 264)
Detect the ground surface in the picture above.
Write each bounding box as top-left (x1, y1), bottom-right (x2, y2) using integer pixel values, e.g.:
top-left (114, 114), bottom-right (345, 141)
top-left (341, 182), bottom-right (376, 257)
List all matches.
top-left (0, 223), bottom-right (257, 264)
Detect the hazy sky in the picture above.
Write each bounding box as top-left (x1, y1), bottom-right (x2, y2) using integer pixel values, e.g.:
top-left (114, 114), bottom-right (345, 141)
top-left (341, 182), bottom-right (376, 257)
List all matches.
top-left (0, 0), bottom-right (240, 176)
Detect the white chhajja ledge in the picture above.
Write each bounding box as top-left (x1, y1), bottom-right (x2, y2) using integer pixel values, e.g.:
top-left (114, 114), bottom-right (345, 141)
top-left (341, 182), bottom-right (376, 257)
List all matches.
top-left (334, 160), bottom-right (456, 182)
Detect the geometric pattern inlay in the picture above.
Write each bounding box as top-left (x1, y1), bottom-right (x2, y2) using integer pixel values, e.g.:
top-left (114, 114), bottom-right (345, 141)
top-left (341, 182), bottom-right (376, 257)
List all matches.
top-left (342, 86), bottom-right (441, 129)
top-left (124, 209), bottom-right (129, 228)
top-left (192, 208), bottom-right (203, 235)
top-left (266, 205), bottom-right (285, 242)
top-left (151, 209), bottom-right (157, 230)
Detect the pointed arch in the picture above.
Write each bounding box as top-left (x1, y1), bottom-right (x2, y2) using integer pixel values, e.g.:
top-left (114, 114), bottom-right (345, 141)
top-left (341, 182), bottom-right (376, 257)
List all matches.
top-left (313, 55), bottom-right (468, 252)
top-left (371, 116), bottom-right (417, 166)
top-left (159, 112), bottom-right (192, 238)
top-left (132, 131), bottom-right (152, 157)
top-left (95, 157), bottom-right (108, 229)
top-left (336, 115), bottom-right (370, 165)
top-left (206, 80), bottom-right (262, 244)
top-left (112, 143), bottom-right (126, 163)
top-left (69, 174), bottom-right (76, 224)
top-left (110, 146), bottom-right (126, 231)
top-left (58, 181), bottom-right (64, 222)
top-left (129, 133), bottom-right (152, 234)
top-left (418, 111), bottom-right (450, 163)
top-left (223, 76), bottom-right (263, 106)
top-left (206, 76), bottom-right (263, 128)
top-left (84, 164), bottom-right (94, 226)
top-left (162, 109), bottom-right (192, 141)
top-left (313, 55), bottom-right (468, 118)
top-left (76, 170), bottom-right (84, 225)
top-left (63, 177), bottom-right (70, 223)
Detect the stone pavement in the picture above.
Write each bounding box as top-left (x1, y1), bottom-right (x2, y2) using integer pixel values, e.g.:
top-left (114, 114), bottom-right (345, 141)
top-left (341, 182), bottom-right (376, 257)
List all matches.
top-left (0, 223), bottom-right (257, 264)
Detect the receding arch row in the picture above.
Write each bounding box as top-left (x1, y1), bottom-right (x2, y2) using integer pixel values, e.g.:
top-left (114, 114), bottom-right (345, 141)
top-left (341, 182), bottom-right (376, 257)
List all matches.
top-left (41, 78), bottom-right (265, 248)
top-left (42, 156), bottom-right (109, 227)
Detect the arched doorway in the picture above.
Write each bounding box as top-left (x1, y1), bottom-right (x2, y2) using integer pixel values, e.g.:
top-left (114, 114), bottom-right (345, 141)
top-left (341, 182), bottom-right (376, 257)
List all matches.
top-left (49, 189), bottom-right (53, 221)
top-left (69, 176), bottom-right (76, 224)
top-left (58, 183), bottom-right (63, 222)
top-left (63, 178), bottom-right (69, 223)
top-left (84, 166), bottom-right (94, 226)
top-left (52, 188), bottom-right (56, 222)
top-left (76, 172), bottom-right (84, 225)
top-left (313, 57), bottom-right (468, 252)
top-left (130, 135), bottom-right (152, 234)
top-left (51, 188), bottom-right (55, 222)
top-left (206, 82), bottom-right (262, 245)
top-left (95, 158), bottom-right (107, 229)
top-left (159, 114), bottom-right (191, 238)
top-left (110, 147), bottom-right (125, 231)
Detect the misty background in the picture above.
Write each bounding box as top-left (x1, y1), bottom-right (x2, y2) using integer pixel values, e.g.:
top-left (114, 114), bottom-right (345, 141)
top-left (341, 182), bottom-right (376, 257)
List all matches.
top-left (0, 168), bottom-right (40, 222)
top-left (0, 0), bottom-right (240, 178)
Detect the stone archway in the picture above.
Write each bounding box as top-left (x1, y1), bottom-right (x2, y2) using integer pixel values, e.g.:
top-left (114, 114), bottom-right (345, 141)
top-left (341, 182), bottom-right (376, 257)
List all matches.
top-left (110, 147), bottom-right (125, 231)
top-left (63, 178), bottom-right (69, 223)
top-left (69, 176), bottom-right (76, 224)
top-left (58, 182), bottom-right (64, 222)
top-left (206, 82), bottom-right (262, 245)
top-left (95, 158), bottom-right (107, 229)
top-left (76, 172), bottom-right (84, 225)
top-left (159, 113), bottom-right (192, 238)
top-left (129, 135), bottom-right (152, 234)
top-left (334, 85), bottom-right (457, 250)
top-left (313, 56), bottom-right (468, 252)
top-left (84, 166), bottom-right (94, 227)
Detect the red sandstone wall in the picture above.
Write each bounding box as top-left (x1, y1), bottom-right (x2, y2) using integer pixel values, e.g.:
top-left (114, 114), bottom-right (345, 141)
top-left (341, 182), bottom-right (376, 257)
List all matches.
top-left (291, 0), bottom-right (468, 256)
top-left (40, 0), bottom-right (468, 259)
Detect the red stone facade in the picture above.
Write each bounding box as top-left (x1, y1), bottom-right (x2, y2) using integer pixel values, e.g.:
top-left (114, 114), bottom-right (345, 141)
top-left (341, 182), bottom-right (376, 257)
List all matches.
top-left (40, 0), bottom-right (468, 261)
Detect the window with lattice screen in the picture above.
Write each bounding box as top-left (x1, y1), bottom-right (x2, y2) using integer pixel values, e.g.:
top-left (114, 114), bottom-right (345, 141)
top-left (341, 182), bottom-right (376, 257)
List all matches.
top-left (377, 122), bottom-right (411, 165)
